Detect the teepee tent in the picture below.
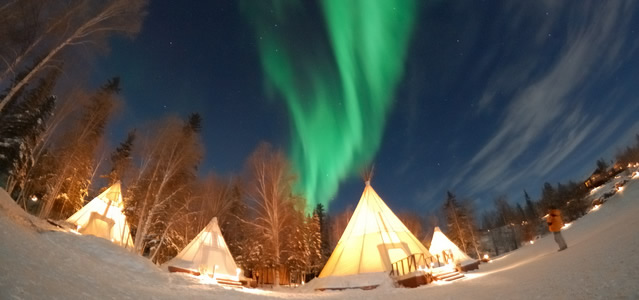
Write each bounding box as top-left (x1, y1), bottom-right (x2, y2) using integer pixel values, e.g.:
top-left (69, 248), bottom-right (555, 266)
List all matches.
top-left (313, 180), bottom-right (432, 289)
top-left (66, 182), bottom-right (134, 249)
top-left (428, 226), bottom-right (476, 267)
top-left (165, 217), bottom-right (241, 284)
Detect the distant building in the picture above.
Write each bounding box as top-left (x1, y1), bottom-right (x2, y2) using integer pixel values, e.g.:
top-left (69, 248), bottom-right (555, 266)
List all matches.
top-left (584, 163), bottom-right (626, 188)
top-left (584, 169), bottom-right (606, 188)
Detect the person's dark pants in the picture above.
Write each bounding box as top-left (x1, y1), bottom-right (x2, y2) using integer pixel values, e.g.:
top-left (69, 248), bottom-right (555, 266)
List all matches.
top-left (553, 231), bottom-right (567, 250)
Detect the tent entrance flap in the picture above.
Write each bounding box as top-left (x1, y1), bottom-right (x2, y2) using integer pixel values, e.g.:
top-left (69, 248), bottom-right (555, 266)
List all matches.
top-left (377, 242), bottom-right (410, 270)
top-left (80, 212), bottom-right (115, 239)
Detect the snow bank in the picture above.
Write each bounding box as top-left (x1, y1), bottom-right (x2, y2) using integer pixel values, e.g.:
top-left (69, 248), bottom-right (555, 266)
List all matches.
top-left (1, 179), bottom-right (639, 299)
top-left (0, 188), bottom-right (58, 232)
top-left (298, 272), bottom-right (395, 292)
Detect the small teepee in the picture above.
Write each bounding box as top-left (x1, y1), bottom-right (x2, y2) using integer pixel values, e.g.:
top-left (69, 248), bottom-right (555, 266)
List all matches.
top-left (428, 226), bottom-right (476, 267)
top-left (311, 176), bottom-right (432, 289)
top-left (165, 217), bottom-right (241, 285)
top-left (66, 182), bottom-right (134, 249)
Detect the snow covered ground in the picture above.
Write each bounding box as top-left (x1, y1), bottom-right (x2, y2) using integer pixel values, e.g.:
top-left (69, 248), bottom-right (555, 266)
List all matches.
top-left (1, 174), bottom-right (639, 299)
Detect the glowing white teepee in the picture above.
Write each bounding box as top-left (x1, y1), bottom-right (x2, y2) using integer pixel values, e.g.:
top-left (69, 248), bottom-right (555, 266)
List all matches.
top-left (319, 181), bottom-right (432, 279)
top-left (428, 226), bottom-right (474, 265)
top-left (165, 217), bottom-right (240, 283)
top-left (66, 182), bottom-right (134, 249)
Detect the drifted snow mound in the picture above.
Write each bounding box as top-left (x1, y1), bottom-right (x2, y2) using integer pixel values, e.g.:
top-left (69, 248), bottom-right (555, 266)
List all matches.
top-left (0, 188), bottom-right (57, 232)
top-left (298, 272), bottom-right (395, 292)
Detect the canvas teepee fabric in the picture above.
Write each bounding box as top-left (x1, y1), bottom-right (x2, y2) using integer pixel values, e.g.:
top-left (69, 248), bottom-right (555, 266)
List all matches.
top-left (319, 181), bottom-right (432, 278)
top-left (428, 226), bottom-right (474, 265)
top-left (165, 217), bottom-right (240, 282)
top-left (66, 182), bottom-right (134, 249)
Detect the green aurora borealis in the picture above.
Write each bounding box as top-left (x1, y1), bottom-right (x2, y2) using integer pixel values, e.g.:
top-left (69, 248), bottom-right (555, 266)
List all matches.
top-left (244, 0), bottom-right (418, 209)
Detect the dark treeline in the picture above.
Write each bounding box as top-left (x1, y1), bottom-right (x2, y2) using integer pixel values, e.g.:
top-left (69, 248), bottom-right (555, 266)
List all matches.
top-left (440, 138), bottom-right (639, 257)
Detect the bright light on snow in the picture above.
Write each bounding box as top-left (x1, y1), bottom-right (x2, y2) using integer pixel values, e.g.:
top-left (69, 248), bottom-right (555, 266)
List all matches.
top-left (198, 275), bottom-right (218, 285)
top-left (235, 268), bottom-right (241, 281)
top-left (30, 195), bottom-right (38, 202)
top-left (562, 223), bottom-right (572, 229)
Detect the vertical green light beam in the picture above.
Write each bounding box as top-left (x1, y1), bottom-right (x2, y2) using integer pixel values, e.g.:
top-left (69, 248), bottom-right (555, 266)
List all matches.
top-left (243, 0), bottom-right (417, 209)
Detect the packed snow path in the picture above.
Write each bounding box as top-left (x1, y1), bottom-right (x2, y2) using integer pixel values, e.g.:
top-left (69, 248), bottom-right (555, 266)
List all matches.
top-left (1, 179), bottom-right (638, 299)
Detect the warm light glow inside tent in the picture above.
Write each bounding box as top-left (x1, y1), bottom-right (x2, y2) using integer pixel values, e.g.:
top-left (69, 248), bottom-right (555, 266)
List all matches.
top-left (66, 182), bottom-right (134, 249)
top-left (165, 217), bottom-right (240, 283)
top-left (428, 226), bottom-right (474, 265)
top-left (319, 181), bottom-right (432, 278)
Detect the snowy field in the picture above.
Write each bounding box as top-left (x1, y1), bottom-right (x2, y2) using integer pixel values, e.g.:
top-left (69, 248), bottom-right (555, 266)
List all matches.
top-left (1, 176), bottom-right (639, 299)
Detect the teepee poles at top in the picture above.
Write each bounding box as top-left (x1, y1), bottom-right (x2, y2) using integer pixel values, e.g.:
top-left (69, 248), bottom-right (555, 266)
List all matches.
top-left (361, 165), bottom-right (375, 186)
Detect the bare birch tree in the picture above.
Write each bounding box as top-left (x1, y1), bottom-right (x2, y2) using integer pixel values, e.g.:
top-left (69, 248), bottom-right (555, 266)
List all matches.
top-left (125, 114), bottom-right (203, 255)
top-left (244, 143), bottom-right (298, 287)
top-left (17, 87), bottom-right (90, 205)
top-left (37, 78), bottom-right (120, 219)
top-left (0, 0), bottom-right (148, 112)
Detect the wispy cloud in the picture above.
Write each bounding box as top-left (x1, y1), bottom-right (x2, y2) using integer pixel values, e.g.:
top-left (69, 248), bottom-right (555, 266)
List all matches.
top-left (444, 1), bottom-right (638, 200)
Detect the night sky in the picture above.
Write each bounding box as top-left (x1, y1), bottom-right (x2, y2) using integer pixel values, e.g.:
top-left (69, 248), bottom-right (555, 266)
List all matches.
top-left (92, 1), bottom-right (639, 216)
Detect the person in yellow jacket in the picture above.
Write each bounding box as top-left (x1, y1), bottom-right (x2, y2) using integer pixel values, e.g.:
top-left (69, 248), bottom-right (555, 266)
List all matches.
top-left (547, 207), bottom-right (567, 251)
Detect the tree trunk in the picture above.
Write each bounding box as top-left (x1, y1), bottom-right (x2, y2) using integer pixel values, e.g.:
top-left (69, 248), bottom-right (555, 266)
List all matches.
top-left (0, 34), bottom-right (69, 112)
top-left (467, 223), bottom-right (481, 258)
top-left (0, 0), bottom-right (142, 112)
top-left (274, 265), bottom-right (280, 287)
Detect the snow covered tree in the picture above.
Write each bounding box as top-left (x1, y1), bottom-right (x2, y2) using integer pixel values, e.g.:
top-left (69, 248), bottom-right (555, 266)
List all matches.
top-left (125, 114), bottom-right (203, 256)
top-left (15, 86), bottom-right (85, 207)
top-left (243, 142), bottom-right (298, 287)
top-left (153, 174), bottom-right (243, 264)
top-left (224, 193), bottom-right (264, 273)
top-left (281, 205), bottom-right (323, 283)
top-left (0, 69), bottom-right (58, 199)
top-left (37, 77), bottom-right (120, 219)
top-left (305, 211), bottom-right (323, 276)
top-left (313, 203), bottom-right (331, 264)
top-left (281, 205), bottom-right (308, 282)
top-left (443, 191), bottom-right (467, 253)
top-left (443, 191), bottom-right (481, 258)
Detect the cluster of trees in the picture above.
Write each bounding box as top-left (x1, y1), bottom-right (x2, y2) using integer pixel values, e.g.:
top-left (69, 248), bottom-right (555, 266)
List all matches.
top-left (0, 0), bottom-right (147, 208)
top-left (0, 0), bottom-right (334, 287)
top-left (441, 179), bottom-right (588, 257)
top-left (441, 192), bottom-right (481, 258)
top-left (445, 143), bottom-right (639, 257)
top-left (616, 134), bottom-right (639, 166)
